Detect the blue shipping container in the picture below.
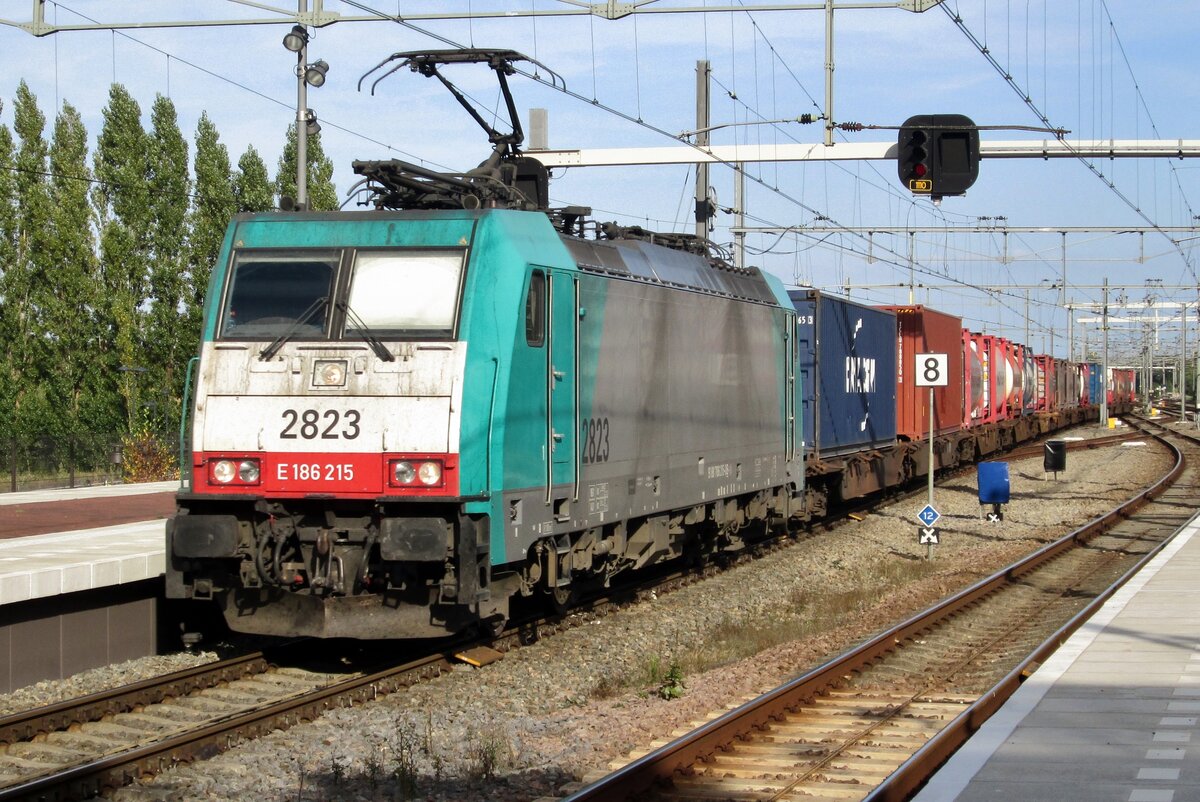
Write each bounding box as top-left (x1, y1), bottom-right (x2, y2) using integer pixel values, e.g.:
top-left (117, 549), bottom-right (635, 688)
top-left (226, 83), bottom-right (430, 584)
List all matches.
top-left (788, 289), bottom-right (897, 458)
top-left (1086, 362), bottom-right (1103, 406)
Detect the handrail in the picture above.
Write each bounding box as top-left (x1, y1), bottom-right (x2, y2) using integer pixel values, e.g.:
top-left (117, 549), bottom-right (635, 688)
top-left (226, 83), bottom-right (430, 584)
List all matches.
top-left (177, 355), bottom-right (200, 490)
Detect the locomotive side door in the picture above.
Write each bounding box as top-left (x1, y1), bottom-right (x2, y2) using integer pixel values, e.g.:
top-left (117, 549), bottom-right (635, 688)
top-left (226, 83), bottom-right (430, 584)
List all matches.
top-left (785, 311), bottom-right (804, 497)
top-left (545, 269), bottom-right (579, 517)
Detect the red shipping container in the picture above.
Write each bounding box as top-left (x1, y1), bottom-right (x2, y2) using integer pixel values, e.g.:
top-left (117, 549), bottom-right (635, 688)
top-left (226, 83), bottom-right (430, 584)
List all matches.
top-left (1035, 355), bottom-right (1056, 411)
top-left (963, 330), bottom-right (984, 428)
top-left (966, 332), bottom-right (1011, 425)
top-left (881, 306), bottom-right (964, 440)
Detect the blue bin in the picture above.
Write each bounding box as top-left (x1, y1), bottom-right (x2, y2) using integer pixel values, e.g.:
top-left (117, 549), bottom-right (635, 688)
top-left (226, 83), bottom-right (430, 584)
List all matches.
top-left (977, 461), bottom-right (1010, 504)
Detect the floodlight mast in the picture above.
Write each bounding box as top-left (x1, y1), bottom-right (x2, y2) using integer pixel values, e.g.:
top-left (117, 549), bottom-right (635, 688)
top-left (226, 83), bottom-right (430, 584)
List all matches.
top-left (281, 3), bottom-right (329, 210)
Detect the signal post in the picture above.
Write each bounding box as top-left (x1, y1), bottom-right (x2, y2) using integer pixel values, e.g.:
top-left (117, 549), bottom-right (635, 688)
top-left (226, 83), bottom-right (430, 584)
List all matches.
top-left (915, 352), bottom-right (949, 560)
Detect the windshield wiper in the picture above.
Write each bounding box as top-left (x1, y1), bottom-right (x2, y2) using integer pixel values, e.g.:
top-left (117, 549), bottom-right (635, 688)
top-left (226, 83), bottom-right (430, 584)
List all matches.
top-left (258, 296), bottom-right (329, 361)
top-left (337, 300), bottom-right (395, 362)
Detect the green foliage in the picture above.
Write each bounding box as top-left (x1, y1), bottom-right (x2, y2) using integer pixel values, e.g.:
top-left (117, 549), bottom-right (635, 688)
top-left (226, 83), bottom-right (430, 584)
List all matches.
top-left (275, 123), bottom-right (338, 210)
top-left (94, 84), bottom-right (151, 432)
top-left (45, 101), bottom-right (109, 440)
top-left (7, 82), bottom-right (57, 440)
top-left (389, 717), bottom-right (420, 799)
top-left (235, 145), bottom-right (274, 212)
top-left (190, 113), bottom-right (235, 305)
top-left (0, 81), bottom-right (340, 466)
top-left (328, 751), bottom-right (346, 784)
top-left (0, 120), bottom-right (20, 443)
top-left (466, 728), bottom-right (509, 780)
top-left (587, 653), bottom-right (688, 701)
top-left (143, 94), bottom-right (191, 438)
top-left (656, 661), bottom-right (687, 700)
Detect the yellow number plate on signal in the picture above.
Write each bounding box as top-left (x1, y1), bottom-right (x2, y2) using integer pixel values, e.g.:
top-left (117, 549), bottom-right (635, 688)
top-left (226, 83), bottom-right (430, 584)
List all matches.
top-left (908, 178), bottom-right (933, 193)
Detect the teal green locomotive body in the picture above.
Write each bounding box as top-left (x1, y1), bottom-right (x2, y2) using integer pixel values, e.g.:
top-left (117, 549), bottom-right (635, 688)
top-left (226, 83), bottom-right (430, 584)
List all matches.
top-left (167, 207), bottom-right (803, 638)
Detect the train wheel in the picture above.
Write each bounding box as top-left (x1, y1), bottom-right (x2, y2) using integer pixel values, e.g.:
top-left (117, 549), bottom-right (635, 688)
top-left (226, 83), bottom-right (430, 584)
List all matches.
top-left (549, 586), bottom-right (576, 615)
top-left (481, 614), bottom-right (507, 639)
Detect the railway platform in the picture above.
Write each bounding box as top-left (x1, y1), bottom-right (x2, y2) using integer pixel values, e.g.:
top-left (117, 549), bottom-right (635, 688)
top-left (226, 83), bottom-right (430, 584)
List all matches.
top-left (0, 480), bottom-right (176, 539)
top-left (0, 482), bottom-right (176, 694)
top-left (914, 509), bottom-right (1200, 802)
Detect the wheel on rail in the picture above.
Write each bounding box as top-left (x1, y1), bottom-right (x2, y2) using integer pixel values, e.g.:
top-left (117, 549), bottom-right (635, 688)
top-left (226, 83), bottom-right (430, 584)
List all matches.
top-left (480, 614), bottom-right (508, 640)
top-left (547, 586), bottom-right (577, 616)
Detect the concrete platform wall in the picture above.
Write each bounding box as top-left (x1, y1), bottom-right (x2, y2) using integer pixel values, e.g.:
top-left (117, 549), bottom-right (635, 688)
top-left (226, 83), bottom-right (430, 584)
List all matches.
top-left (0, 579), bottom-right (159, 694)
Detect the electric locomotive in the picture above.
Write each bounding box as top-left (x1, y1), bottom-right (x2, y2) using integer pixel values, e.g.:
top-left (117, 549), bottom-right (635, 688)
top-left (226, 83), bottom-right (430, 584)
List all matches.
top-left (166, 51), bottom-right (805, 639)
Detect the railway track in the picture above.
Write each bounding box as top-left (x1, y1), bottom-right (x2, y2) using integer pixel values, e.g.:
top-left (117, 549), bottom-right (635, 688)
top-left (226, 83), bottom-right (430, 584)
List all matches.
top-left (0, 641), bottom-right (457, 801)
top-left (563, 416), bottom-right (1197, 802)
top-left (0, 555), bottom-right (734, 801)
top-left (1001, 427), bottom-right (1142, 460)
top-left (0, 421), bottom-right (1152, 801)
top-left (1153, 398), bottom-right (1197, 425)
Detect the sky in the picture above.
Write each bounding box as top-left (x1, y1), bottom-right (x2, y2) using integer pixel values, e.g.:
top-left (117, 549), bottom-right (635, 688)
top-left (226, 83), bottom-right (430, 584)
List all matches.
top-left (1, 0), bottom-right (1198, 367)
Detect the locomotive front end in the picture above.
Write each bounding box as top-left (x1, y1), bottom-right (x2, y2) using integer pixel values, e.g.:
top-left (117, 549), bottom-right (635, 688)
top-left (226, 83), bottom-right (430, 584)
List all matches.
top-left (167, 211), bottom-right (499, 639)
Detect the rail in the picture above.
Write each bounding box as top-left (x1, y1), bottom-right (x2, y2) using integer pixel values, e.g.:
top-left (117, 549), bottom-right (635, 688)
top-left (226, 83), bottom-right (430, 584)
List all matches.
top-left (565, 418), bottom-right (1187, 801)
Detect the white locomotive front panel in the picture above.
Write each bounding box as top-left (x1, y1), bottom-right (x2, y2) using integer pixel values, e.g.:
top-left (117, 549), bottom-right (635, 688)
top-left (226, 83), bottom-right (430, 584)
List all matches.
top-left (189, 341), bottom-right (466, 499)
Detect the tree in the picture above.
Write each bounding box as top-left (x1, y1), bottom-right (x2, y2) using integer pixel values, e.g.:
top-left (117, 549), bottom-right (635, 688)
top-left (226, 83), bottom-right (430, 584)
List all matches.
top-left (190, 114), bottom-right (235, 288)
top-left (8, 82), bottom-right (55, 439)
top-left (187, 112), bottom-right (236, 352)
top-left (93, 84), bottom-right (151, 432)
top-left (275, 123), bottom-right (337, 211)
top-left (0, 110), bottom-right (20, 450)
top-left (44, 101), bottom-right (110, 444)
top-left (143, 94), bottom-right (191, 438)
top-left (235, 145), bottom-right (274, 213)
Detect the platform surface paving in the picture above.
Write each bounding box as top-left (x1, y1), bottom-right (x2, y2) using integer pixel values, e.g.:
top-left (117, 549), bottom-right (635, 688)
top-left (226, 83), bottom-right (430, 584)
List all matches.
top-left (914, 513), bottom-right (1200, 802)
top-left (0, 482), bottom-right (175, 605)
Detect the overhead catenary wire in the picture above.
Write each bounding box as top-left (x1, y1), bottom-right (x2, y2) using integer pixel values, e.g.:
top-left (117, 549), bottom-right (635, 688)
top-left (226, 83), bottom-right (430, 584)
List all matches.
top-left (19, 0), bottom-right (1189, 340)
top-left (940, 0), bottom-right (1196, 281)
top-left (338, 0), bottom-right (964, 287)
top-left (47, 0), bottom-right (441, 172)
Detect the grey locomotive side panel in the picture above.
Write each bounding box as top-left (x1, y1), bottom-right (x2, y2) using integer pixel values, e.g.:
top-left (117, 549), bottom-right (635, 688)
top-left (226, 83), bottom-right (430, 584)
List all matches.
top-left (577, 276), bottom-right (788, 526)
top-left (501, 268), bottom-right (791, 560)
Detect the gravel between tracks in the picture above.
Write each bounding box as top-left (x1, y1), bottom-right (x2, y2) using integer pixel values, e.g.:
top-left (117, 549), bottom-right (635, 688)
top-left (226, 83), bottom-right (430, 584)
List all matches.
top-left (4, 423), bottom-right (1172, 802)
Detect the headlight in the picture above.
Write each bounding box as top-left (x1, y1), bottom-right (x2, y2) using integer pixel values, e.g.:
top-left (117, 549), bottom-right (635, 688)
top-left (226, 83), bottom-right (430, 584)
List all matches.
top-left (389, 457), bottom-right (447, 489)
top-left (211, 459), bottom-right (236, 484)
top-left (392, 461), bottom-right (416, 484)
top-left (313, 359), bottom-right (347, 387)
top-left (238, 459), bottom-right (261, 483)
top-left (417, 461), bottom-right (442, 486)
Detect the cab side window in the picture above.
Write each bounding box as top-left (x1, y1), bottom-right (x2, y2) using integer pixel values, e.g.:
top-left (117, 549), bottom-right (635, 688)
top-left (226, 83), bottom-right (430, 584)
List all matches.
top-left (525, 270), bottom-right (545, 347)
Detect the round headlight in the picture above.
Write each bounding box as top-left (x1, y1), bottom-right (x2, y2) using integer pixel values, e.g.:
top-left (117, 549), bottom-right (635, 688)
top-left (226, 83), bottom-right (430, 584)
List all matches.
top-left (317, 361), bottom-right (345, 386)
top-left (238, 460), bottom-right (260, 483)
top-left (417, 461), bottom-right (442, 486)
top-left (211, 459), bottom-right (236, 484)
top-left (392, 461), bottom-right (416, 484)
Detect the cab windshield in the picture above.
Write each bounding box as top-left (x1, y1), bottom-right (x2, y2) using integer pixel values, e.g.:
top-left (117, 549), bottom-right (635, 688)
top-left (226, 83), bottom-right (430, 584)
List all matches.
top-left (217, 247), bottom-right (466, 341)
top-left (219, 250), bottom-right (338, 339)
top-left (344, 250), bottom-right (464, 338)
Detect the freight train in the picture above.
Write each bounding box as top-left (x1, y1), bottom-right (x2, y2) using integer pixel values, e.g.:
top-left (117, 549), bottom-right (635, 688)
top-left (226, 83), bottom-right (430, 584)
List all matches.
top-left (165, 50), bottom-right (1134, 639)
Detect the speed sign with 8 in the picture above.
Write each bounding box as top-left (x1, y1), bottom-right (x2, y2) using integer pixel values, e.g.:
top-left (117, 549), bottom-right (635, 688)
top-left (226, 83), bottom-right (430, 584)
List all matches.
top-left (915, 353), bottom-right (949, 387)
